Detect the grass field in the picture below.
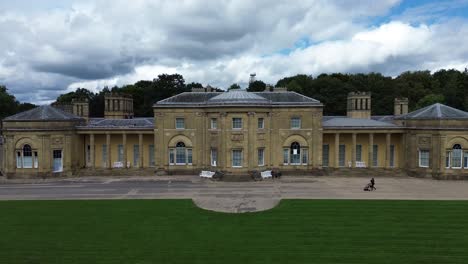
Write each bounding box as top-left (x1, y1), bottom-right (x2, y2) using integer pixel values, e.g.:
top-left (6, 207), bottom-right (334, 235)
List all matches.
top-left (1, 199), bottom-right (468, 264)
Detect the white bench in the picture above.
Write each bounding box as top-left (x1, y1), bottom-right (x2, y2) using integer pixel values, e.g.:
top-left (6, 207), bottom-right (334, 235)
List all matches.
top-left (356, 161), bottom-right (367, 168)
top-left (113, 161), bottom-right (124, 168)
top-left (199, 170), bottom-right (215, 178)
top-left (261, 170), bottom-right (272, 179)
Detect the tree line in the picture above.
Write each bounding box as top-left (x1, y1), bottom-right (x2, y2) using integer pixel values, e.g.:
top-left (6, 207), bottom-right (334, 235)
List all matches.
top-left (1, 69), bottom-right (468, 119)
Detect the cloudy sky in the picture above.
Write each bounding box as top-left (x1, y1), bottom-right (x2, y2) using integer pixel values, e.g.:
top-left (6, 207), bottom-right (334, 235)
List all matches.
top-left (1, 0), bottom-right (468, 104)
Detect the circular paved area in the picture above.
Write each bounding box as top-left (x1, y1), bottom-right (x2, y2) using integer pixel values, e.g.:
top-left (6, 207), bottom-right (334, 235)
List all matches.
top-left (2, 175), bottom-right (468, 213)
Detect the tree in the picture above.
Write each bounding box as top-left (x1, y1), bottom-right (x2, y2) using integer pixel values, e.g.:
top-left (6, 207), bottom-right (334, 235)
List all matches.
top-left (247, 80), bottom-right (266, 92)
top-left (415, 94), bottom-right (445, 109)
top-left (228, 83), bottom-right (241, 90)
top-left (0, 85), bottom-right (19, 120)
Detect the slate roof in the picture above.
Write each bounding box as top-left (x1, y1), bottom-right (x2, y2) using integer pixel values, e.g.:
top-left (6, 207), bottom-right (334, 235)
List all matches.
top-left (3, 105), bottom-right (84, 121)
top-left (323, 117), bottom-right (398, 128)
top-left (155, 90), bottom-right (321, 107)
top-left (396, 103), bottom-right (468, 120)
top-left (82, 118), bottom-right (154, 128)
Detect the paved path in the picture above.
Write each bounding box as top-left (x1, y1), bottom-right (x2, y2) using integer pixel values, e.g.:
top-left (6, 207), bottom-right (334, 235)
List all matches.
top-left (1, 176), bottom-right (468, 212)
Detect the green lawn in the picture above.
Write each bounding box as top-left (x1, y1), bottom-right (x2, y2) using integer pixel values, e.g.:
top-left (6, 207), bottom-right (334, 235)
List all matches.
top-left (1, 200), bottom-right (468, 264)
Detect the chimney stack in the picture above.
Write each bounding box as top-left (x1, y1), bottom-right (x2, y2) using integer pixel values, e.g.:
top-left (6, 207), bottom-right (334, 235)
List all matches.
top-left (72, 98), bottom-right (89, 121)
top-left (347, 91), bottom-right (371, 119)
top-left (394, 97), bottom-right (409, 116)
top-left (104, 93), bottom-right (134, 119)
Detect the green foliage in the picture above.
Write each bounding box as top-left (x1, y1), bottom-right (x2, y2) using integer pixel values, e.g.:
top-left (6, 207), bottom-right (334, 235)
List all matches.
top-left (1, 200), bottom-right (468, 263)
top-left (416, 94), bottom-right (445, 109)
top-left (228, 83), bottom-right (241, 90)
top-left (0, 85), bottom-right (37, 120)
top-left (247, 80), bottom-right (266, 92)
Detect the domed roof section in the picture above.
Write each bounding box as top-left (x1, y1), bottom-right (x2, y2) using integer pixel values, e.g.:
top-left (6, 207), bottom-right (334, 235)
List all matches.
top-left (207, 90), bottom-right (269, 105)
top-left (3, 105), bottom-right (84, 121)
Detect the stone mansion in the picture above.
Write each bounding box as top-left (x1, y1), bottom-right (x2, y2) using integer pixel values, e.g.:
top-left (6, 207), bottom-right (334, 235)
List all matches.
top-left (1, 87), bottom-right (468, 180)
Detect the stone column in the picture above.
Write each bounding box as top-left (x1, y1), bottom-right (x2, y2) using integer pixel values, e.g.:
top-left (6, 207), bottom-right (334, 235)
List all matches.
top-left (90, 134), bottom-right (95, 168)
top-left (106, 133), bottom-right (111, 168)
top-left (122, 133), bottom-right (127, 168)
top-left (386, 133), bottom-right (391, 168)
top-left (247, 112), bottom-right (255, 170)
top-left (351, 133), bottom-right (357, 168)
top-left (368, 133), bottom-right (374, 168)
top-left (334, 133), bottom-right (340, 168)
top-left (138, 133), bottom-right (143, 168)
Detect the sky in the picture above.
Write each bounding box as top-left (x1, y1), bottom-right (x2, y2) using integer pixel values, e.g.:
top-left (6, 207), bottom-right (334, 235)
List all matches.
top-left (1, 0), bottom-right (468, 104)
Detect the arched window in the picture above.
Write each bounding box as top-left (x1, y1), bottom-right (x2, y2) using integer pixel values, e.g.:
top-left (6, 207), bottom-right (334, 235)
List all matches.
top-left (451, 144), bottom-right (462, 168)
top-left (16, 144), bottom-right (38, 169)
top-left (283, 141), bottom-right (308, 165)
top-left (169, 142), bottom-right (192, 165)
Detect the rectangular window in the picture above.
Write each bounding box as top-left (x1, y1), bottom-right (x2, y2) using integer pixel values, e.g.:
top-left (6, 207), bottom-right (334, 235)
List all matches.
top-left (232, 118), bottom-right (242, 129)
top-left (102, 145), bottom-right (107, 167)
top-left (356, 144), bottom-right (362, 162)
top-left (187, 149), bottom-right (193, 165)
top-left (419, 150), bottom-right (430, 168)
top-left (446, 151), bottom-right (451, 168)
top-left (291, 148), bottom-right (301, 165)
top-left (176, 147), bottom-right (186, 164)
top-left (175, 118), bottom-right (185, 129)
top-left (322, 144), bottom-right (329, 167)
top-left (302, 149), bottom-right (308, 165)
top-left (16, 151), bottom-right (22, 168)
top-left (258, 118), bottom-right (264, 129)
top-left (118, 144), bottom-right (124, 162)
top-left (169, 149), bottom-right (175, 165)
top-left (339, 144), bottom-right (346, 167)
top-left (210, 118), bottom-right (217, 129)
top-left (149, 145), bottom-right (155, 167)
top-left (53, 150), bottom-right (63, 172)
top-left (464, 152), bottom-right (468, 168)
top-left (133, 144), bottom-right (139, 167)
top-left (390, 145), bottom-right (395, 168)
top-left (258, 148), bottom-right (265, 166)
top-left (211, 148), bottom-right (217, 167)
top-left (291, 117), bottom-right (301, 129)
top-left (23, 153), bottom-right (33, 169)
top-left (232, 149), bottom-right (242, 167)
top-left (86, 145), bottom-right (91, 164)
top-left (452, 149), bottom-right (462, 168)
top-left (283, 148), bottom-right (289, 165)
top-left (372, 145), bottom-right (378, 167)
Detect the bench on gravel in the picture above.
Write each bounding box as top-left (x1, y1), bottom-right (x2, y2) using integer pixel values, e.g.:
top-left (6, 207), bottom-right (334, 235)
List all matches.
top-left (261, 170), bottom-right (272, 179)
top-left (199, 170), bottom-right (215, 178)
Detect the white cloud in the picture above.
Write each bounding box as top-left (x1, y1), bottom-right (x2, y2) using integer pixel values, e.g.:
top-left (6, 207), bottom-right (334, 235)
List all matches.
top-left (1, 0), bottom-right (468, 103)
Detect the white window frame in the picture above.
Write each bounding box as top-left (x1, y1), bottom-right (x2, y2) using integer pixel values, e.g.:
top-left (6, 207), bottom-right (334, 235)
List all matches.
top-left (175, 118), bottom-right (185, 129)
top-left (232, 149), bottom-right (243, 167)
top-left (211, 148), bottom-right (217, 167)
top-left (258, 148), bottom-right (265, 166)
top-left (232, 118), bottom-right (242, 130)
top-left (290, 117), bottom-right (301, 129)
top-left (419, 149), bottom-right (430, 168)
top-left (451, 145), bottom-right (462, 169)
top-left (169, 142), bottom-right (192, 166)
top-left (464, 151), bottom-right (468, 169)
top-left (210, 118), bottom-right (217, 129)
top-left (52, 149), bottom-right (63, 173)
top-left (258, 118), bottom-right (264, 129)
